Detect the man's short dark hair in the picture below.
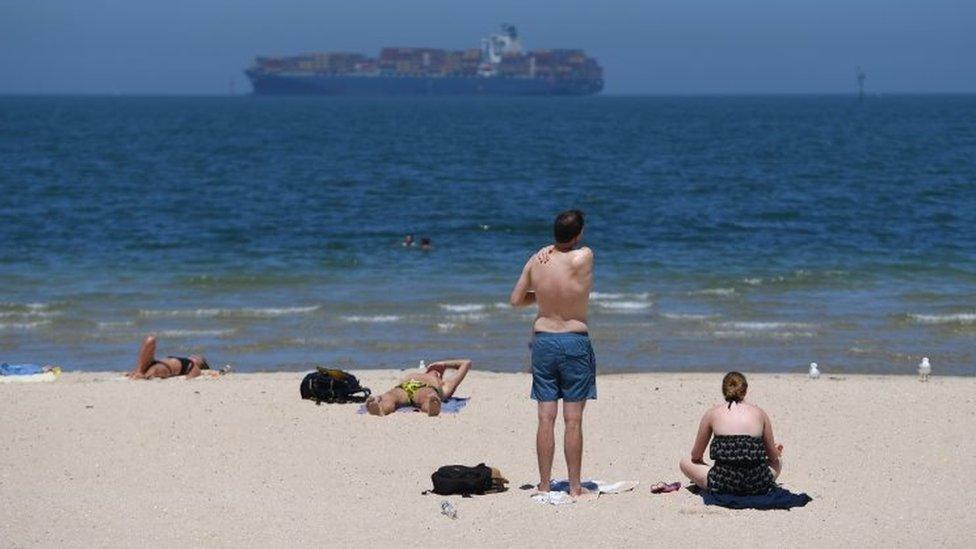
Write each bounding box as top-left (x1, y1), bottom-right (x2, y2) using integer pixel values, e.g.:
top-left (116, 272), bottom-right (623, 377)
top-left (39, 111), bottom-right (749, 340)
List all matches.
top-left (553, 209), bottom-right (585, 243)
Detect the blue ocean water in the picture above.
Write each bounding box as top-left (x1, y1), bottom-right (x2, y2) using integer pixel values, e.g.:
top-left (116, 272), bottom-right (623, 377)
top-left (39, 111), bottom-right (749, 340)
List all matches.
top-left (1, 95), bottom-right (974, 374)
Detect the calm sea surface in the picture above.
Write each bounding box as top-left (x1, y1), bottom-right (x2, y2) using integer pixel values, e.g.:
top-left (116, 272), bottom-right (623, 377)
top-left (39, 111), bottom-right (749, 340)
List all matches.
top-left (1, 95), bottom-right (974, 374)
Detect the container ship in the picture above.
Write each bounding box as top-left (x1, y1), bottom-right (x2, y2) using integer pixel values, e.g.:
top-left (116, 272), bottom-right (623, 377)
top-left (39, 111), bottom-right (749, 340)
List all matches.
top-left (245, 25), bottom-right (603, 96)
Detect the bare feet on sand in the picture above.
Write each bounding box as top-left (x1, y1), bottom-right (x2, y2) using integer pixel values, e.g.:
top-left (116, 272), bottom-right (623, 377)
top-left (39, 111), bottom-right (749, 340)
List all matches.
top-left (570, 486), bottom-right (597, 498)
top-left (365, 397), bottom-right (385, 416)
top-left (425, 395), bottom-right (441, 416)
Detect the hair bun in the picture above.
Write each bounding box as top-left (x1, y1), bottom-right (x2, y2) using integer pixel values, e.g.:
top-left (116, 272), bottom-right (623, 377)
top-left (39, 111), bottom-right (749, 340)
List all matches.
top-left (722, 371), bottom-right (748, 403)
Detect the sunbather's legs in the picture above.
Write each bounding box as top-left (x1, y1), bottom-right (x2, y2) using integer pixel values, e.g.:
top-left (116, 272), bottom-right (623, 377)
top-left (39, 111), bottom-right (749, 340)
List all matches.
top-left (536, 401), bottom-right (558, 491)
top-left (366, 387), bottom-right (407, 416)
top-left (131, 336), bottom-right (157, 377)
top-left (141, 362), bottom-right (172, 380)
top-left (563, 400), bottom-right (588, 496)
top-left (679, 457), bottom-right (710, 489)
top-left (413, 387), bottom-right (441, 416)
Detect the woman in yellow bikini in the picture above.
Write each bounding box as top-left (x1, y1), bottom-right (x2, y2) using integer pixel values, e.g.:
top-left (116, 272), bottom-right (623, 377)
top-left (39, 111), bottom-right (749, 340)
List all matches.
top-left (365, 359), bottom-right (472, 416)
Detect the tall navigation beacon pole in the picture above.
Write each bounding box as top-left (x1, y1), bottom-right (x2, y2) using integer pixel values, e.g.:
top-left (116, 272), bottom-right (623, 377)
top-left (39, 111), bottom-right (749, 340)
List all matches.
top-left (856, 66), bottom-right (866, 101)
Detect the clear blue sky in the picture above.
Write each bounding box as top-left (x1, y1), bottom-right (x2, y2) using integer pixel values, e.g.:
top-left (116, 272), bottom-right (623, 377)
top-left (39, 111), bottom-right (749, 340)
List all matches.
top-left (1, 0), bottom-right (972, 94)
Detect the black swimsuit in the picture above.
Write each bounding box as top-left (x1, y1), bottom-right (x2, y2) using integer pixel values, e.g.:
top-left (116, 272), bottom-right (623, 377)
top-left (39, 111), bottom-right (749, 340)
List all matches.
top-left (706, 435), bottom-right (776, 495)
top-left (153, 356), bottom-right (193, 376)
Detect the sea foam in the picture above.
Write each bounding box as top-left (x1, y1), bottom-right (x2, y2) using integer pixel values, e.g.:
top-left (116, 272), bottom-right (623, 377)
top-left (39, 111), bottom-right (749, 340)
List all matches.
top-left (0, 320), bottom-right (51, 330)
top-left (909, 313), bottom-right (976, 325)
top-left (595, 301), bottom-right (652, 311)
top-left (661, 313), bottom-right (719, 321)
top-left (342, 315), bottom-right (401, 323)
top-left (690, 288), bottom-right (736, 297)
top-left (140, 306), bottom-right (321, 318)
top-left (438, 303), bottom-right (487, 313)
top-left (155, 329), bottom-right (235, 338)
top-left (719, 321), bottom-right (815, 331)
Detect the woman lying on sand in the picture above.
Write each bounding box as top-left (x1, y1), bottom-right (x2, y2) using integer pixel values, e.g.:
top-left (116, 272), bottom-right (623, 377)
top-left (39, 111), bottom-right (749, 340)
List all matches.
top-left (127, 335), bottom-right (212, 380)
top-left (679, 372), bottom-right (783, 494)
top-left (365, 359), bottom-right (472, 416)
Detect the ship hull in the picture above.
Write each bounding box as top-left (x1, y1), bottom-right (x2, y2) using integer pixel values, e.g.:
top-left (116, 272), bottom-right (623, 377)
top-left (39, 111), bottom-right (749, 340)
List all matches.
top-left (246, 72), bottom-right (602, 96)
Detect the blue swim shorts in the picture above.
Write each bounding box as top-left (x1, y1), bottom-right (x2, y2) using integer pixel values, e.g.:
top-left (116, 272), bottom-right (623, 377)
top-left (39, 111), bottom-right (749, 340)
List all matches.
top-left (531, 331), bottom-right (597, 402)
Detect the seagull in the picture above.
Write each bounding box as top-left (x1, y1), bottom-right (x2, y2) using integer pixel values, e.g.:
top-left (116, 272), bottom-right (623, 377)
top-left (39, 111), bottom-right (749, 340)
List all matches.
top-left (808, 362), bottom-right (820, 379)
top-left (918, 357), bottom-right (931, 382)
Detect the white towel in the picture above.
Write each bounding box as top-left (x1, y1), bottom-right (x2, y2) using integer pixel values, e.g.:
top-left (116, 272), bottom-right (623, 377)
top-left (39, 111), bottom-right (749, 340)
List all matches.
top-left (0, 371), bottom-right (59, 383)
top-left (531, 479), bottom-right (639, 505)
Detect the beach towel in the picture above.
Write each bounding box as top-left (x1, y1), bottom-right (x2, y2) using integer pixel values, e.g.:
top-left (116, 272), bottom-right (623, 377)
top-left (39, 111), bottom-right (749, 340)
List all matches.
top-left (356, 397), bottom-right (469, 415)
top-left (531, 479), bottom-right (639, 505)
top-left (0, 367), bottom-right (60, 383)
top-left (699, 487), bottom-right (812, 510)
top-left (0, 363), bottom-right (45, 376)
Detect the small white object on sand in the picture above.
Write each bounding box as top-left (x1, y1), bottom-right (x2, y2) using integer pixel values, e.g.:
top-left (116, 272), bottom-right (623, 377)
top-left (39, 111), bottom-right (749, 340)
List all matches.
top-left (809, 362), bottom-right (820, 379)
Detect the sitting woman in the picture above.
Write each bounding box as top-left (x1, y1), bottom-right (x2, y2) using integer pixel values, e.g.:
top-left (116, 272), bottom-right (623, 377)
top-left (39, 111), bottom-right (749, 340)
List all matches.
top-left (366, 359), bottom-right (472, 416)
top-left (679, 371), bottom-right (783, 494)
top-left (128, 335), bottom-right (211, 380)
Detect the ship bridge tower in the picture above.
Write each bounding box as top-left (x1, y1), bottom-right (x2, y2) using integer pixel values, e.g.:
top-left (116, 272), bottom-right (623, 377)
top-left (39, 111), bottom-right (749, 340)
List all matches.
top-left (481, 24), bottom-right (523, 65)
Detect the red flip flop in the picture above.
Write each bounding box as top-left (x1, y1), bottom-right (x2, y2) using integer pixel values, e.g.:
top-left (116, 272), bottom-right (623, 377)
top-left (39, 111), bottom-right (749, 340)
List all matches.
top-left (650, 481), bottom-right (682, 494)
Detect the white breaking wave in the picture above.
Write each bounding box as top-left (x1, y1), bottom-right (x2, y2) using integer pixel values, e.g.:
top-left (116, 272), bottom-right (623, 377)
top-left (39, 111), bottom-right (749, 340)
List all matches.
top-left (446, 313), bottom-right (489, 322)
top-left (595, 301), bottom-right (652, 311)
top-left (0, 302), bottom-right (52, 311)
top-left (156, 329), bottom-right (235, 338)
top-left (0, 310), bottom-right (61, 319)
top-left (591, 292), bottom-right (625, 299)
top-left (909, 313), bottom-right (976, 325)
top-left (591, 291), bottom-right (652, 313)
top-left (438, 303), bottom-right (487, 313)
top-left (712, 330), bottom-right (815, 340)
top-left (661, 313), bottom-right (719, 321)
top-left (97, 320), bottom-right (135, 329)
top-left (591, 292), bottom-right (650, 300)
top-left (140, 305), bottom-right (321, 318)
top-left (436, 322), bottom-right (460, 332)
top-left (691, 288), bottom-right (736, 297)
top-left (0, 320), bottom-right (51, 330)
top-left (342, 315), bottom-right (401, 323)
top-left (719, 321), bottom-right (816, 331)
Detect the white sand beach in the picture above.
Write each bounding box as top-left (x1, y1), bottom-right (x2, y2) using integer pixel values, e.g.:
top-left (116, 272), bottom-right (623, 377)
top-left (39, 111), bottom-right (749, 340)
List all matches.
top-left (1, 371), bottom-right (973, 548)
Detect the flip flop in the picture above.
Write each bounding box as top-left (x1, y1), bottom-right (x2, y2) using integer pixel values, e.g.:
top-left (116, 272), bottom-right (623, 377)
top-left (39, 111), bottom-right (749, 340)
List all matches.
top-left (650, 481), bottom-right (681, 494)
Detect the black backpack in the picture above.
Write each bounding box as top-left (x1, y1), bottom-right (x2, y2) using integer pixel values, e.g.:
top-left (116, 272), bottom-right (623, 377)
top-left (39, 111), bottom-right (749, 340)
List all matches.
top-left (300, 368), bottom-right (371, 404)
top-left (430, 463), bottom-right (497, 496)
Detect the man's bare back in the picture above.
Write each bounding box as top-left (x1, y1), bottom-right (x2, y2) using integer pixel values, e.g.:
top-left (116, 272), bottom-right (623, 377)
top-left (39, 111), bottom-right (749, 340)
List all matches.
top-left (510, 209), bottom-right (596, 497)
top-left (511, 245), bottom-right (594, 333)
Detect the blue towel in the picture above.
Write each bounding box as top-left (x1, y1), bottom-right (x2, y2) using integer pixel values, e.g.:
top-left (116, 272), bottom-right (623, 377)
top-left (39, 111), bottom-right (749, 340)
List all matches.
top-left (700, 487), bottom-right (812, 510)
top-left (356, 397), bottom-right (469, 415)
top-left (0, 363), bottom-right (44, 376)
top-left (547, 480), bottom-right (600, 493)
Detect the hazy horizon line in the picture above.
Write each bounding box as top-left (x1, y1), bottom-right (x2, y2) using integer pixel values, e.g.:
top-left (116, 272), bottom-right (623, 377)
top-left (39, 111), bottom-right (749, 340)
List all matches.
top-left (3, 91), bottom-right (974, 98)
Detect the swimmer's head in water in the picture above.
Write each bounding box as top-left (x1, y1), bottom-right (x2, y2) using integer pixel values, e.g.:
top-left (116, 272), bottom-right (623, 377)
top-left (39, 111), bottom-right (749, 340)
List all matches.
top-left (722, 371), bottom-right (748, 405)
top-left (554, 209), bottom-right (585, 244)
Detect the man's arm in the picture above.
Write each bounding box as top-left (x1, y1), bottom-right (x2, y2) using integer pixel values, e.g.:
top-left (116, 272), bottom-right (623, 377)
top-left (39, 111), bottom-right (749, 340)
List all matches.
top-left (574, 246), bottom-right (594, 279)
top-left (509, 256), bottom-right (535, 307)
top-left (438, 359), bottom-right (472, 399)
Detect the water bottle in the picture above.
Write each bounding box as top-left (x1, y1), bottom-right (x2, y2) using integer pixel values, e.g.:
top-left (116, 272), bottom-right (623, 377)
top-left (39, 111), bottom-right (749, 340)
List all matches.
top-left (440, 500), bottom-right (457, 519)
top-left (418, 360), bottom-right (427, 371)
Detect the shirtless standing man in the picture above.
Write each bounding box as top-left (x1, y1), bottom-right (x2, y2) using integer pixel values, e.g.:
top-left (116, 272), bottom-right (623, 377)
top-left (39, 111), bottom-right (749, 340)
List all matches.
top-left (509, 209), bottom-right (595, 497)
